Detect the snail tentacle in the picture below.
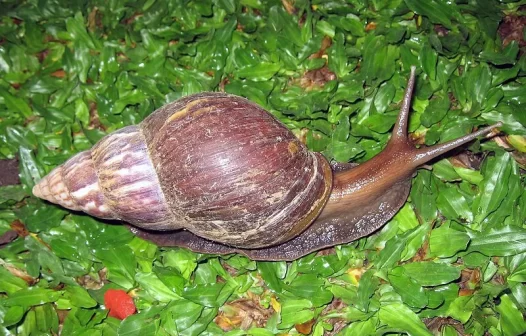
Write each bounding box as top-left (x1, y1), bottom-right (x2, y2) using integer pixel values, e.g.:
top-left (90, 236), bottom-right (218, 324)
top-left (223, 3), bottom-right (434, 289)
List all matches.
top-left (391, 65), bottom-right (417, 142)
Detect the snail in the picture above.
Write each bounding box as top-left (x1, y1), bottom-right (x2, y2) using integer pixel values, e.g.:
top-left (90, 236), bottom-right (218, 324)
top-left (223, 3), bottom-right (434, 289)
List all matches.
top-left (32, 67), bottom-right (502, 261)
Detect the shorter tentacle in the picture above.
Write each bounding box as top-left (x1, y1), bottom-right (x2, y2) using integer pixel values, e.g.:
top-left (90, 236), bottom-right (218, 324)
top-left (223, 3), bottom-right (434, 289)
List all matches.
top-left (391, 65), bottom-right (416, 142)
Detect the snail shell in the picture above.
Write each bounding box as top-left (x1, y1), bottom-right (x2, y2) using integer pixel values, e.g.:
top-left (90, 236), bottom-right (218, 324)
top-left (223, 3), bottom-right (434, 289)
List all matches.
top-left (33, 93), bottom-right (332, 249)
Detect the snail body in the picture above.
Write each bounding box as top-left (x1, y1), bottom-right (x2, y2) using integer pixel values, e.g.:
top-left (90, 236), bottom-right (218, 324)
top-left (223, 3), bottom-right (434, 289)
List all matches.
top-left (33, 67), bottom-right (501, 260)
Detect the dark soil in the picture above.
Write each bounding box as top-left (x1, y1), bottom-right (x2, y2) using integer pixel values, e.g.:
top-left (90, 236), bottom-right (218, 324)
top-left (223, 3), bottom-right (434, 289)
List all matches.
top-left (0, 158), bottom-right (20, 186)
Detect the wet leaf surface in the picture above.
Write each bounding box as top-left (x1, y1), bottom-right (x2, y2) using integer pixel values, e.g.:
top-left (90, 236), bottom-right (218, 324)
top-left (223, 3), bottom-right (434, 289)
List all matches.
top-left (0, 0), bottom-right (525, 335)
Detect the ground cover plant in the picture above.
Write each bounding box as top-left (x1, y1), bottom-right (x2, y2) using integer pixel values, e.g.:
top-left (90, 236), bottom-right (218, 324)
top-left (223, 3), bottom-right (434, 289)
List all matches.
top-left (0, 0), bottom-right (525, 335)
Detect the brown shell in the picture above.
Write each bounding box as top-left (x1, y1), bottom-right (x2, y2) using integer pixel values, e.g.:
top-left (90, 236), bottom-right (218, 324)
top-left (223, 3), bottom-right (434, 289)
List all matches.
top-left (33, 92), bottom-right (333, 249)
top-left (140, 93), bottom-right (333, 248)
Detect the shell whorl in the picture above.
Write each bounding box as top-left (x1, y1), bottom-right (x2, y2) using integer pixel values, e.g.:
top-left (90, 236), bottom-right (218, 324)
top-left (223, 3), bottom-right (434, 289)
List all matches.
top-left (33, 125), bottom-right (174, 228)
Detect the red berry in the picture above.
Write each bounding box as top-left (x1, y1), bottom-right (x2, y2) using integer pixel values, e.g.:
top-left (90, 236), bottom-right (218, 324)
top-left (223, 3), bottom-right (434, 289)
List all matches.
top-left (104, 289), bottom-right (136, 320)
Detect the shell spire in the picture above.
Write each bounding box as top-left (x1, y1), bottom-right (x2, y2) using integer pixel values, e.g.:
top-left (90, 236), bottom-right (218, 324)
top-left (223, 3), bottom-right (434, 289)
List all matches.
top-left (32, 150), bottom-right (115, 219)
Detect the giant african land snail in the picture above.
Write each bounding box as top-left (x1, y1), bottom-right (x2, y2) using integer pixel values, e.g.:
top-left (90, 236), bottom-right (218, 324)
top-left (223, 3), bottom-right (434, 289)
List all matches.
top-left (33, 67), bottom-right (502, 260)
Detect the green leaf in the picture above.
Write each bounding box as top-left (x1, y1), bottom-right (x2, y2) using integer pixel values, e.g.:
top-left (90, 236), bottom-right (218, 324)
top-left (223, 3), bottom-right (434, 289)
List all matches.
top-left (2, 305), bottom-right (26, 327)
top-left (136, 271), bottom-right (181, 302)
top-left (447, 295), bottom-right (475, 323)
top-left (216, 0), bottom-right (236, 13)
top-left (429, 224), bottom-right (470, 258)
top-left (2, 287), bottom-right (61, 307)
top-left (419, 43), bottom-right (438, 81)
top-left (361, 35), bottom-right (397, 86)
top-left (18, 147), bottom-right (44, 189)
top-left (117, 308), bottom-right (161, 335)
top-left (95, 246), bottom-right (137, 288)
top-left (436, 184), bottom-right (473, 222)
top-left (257, 261), bottom-right (286, 292)
top-left (316, 21), bottom-right (335, 38)
top-left (468, 225), bottom-right (526, 256)
top-left (64, 285), bottom-right (97, 308)
top-left (179, 307), bottom-right (218, 336)
top-left (164, 300), bottom-right (203, 332)
top-left (410, 170), bottom-right (439, 222)
top-left (454, 167), bottom-right (483, 185)
top-left (479, 41), bottom-right (520, 66)
top-left (374, 82), bottom-right (396, 114)
top-left (496, 294), bottom-right (526, 336)
top-left (379, 303), bottom-right (433, 336)
top-left (342, 319), bottom-right (377, 335)
top-left (506, 253), bottom-right (526, 283)
top-left (401, 222), bottom-right (431, 262)
top-left (0, 185), bottom-right (27, 204)
top-left (278, 299), bottom-right (314, 329)
top-left (25, 235), bottom-right (66, 279)
top-left (394, 203), bottom-right (420, 232)
top-left (404, 0), bottom-right (454, 29)
top-left (182, 282), bottom-right (236, 307)
top-left (328, 33), bottom-right (349, 78)
top-left (0, 267), bottom-right (28, 295)
top-left (356, 270), bottom-right (379, 312)
top-left (401, 262), bottom-right (461, 286)
top-left (22, 204), bottom-right (67, 232)
top-left (466, 64), bottom-right (493, 113)
top-left (284, 274), bottom-right (333, 307)
top-left (388, 267), bottom-right (428, 308)
top-left (376, 224), bottom-right (430, 270)
top-left (74, 98), bottom-right (89, 126)
top-left (65, 12), bottom-right (96, 49)
top-left (420, 96), bottom-right (450, 128)
top-left (0, 89), bottom-right (33, 118)
top-left (332, 115), bottom-right (350, 142)
top-left (236, 63), bottom-right (280, 81)
top-left (18, 309), bottom-right (38, 335)
top-left (34, 303), bottom-right (59, 334)
top-left (161, 249), bottom-right (197, 280)
top-left (510, 282), bottom-right (526, 310)
top-left (473, 152), bottom-right (512, 223)
top-left (268, 6), bottom-right (303, 47)
top-left (375, 234), bottom-right (406, 270)
top-left (363, 112), bottom-right (397, 133)
top-left (332, 80), bottom-right (364, 104)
